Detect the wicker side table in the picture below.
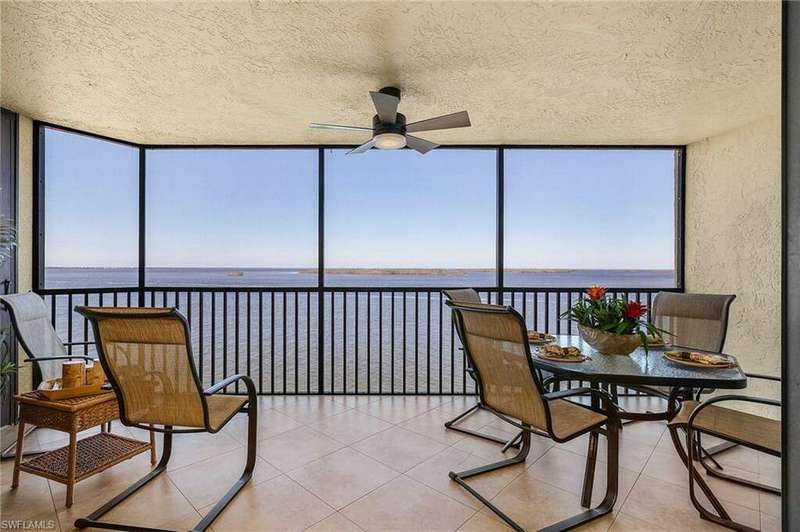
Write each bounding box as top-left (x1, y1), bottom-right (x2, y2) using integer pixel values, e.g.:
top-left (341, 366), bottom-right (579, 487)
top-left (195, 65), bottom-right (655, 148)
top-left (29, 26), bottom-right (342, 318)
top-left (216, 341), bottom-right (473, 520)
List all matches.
top-left (11, 391), bottom-right (155, 507)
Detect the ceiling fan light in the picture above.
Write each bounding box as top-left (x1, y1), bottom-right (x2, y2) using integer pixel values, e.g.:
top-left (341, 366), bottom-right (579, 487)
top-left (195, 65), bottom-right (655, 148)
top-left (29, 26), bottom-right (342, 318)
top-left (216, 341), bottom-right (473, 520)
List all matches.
top-left (373, 132), bottom-right (406, 150)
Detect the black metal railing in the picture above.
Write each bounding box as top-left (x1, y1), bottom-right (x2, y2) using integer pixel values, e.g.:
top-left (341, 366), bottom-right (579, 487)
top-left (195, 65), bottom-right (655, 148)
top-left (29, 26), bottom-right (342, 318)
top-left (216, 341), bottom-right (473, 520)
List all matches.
top-left (38, 286), bottom-right (679, 395)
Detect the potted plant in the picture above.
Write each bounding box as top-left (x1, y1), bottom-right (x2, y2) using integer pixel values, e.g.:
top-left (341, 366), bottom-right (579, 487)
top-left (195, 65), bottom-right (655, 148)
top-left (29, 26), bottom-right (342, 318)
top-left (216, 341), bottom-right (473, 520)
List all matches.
top-left (561, 286), bottom-right (666, 356)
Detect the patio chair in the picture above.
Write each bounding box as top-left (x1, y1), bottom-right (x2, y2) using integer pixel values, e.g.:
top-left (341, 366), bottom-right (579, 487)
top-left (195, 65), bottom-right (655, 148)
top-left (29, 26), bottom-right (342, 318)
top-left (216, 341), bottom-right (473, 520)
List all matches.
top-left (0, 292), bottom-right (99, 458)
top-left (667, 381), bottom-right (780, 531)
top-left (446, 301), bottom-right (621, 532)
top-left (618, 292), bottom-right (737, 422)
top-left (442, 289), bottom-right (523, 450)
top-left (73, 306), bottom-right (257, 532)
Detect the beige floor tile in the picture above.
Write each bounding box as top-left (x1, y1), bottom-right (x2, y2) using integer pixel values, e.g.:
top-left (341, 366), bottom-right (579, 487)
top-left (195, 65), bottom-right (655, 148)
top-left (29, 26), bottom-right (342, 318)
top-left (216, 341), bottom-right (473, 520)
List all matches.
top-left (760, 490), bottom-right (781, 517)
top-left (272, 396), bottom-right (351, 424)
top-left (258, 426), bottom-right (344, 472)
top-left (355, 396), bottom-right (446, 424)
top-left (352, 426), bottom-right (447, 472)
top-left (557, 431), bottom-right (655, 473)
top-left (642, 448), bottom-right (763, 511)
top-left (458, 473), bottom-right (594, 532)
top-left (56, 474), bottom-right (195, 531)
top-left (47, 453), bottom-right (155, 513)
top-left (314, 410), bottom-right (393, 445)
top-left (342, 475), bottom-right (475, 532)
top-left (761, 512), bottom-right (781, 532)
top-left (453, 429), bottom-right (551, 464)
top-left (288, 447), bottom-right (399, 509)
top-left (127, 426), bottom-right (242, 471)
top-left (200, 475), bottom-right (334, 532)
top-left (407, 446), bottom-right (524, 509)
top-left (168, 447), bottom-right (281, 509)
top-left (713, 444), bottom-right (760, 474)
top-left (527, 447), bottom-right (639, 510)
top-left (399, 399), bottom-right (504, 446)
top-left (608, 512), bottom-right (668, 531)
top-left (618, 420), bottom-right (667, 447)
top-left (330, 395), bottom-right (382, 409)
top-left (0, 472), bottom-right (56, 522)
top-left (222, 408), bottom-right (305, 442)
top-left (621, 474), bottom-right (760, 531)
top-left (305, 512), bottom-right (364, 532)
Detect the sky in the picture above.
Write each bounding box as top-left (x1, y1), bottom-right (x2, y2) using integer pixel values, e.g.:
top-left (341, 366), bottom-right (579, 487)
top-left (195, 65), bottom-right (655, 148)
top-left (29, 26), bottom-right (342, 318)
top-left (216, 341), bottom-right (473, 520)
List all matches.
top-left (44, 128), bottom-right (675, 270)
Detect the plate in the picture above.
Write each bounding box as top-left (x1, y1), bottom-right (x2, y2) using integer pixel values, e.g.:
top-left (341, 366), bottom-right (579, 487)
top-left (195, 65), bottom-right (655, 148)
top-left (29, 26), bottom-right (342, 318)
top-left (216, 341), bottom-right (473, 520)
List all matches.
top-left (663, 351), bottom-right (736, 369)
top-left (535, 345), bottom-right (589, 363)
top-left (643, 335), bottom-right (666, 348)
top-left (527, 331), bottom-right (556, 345)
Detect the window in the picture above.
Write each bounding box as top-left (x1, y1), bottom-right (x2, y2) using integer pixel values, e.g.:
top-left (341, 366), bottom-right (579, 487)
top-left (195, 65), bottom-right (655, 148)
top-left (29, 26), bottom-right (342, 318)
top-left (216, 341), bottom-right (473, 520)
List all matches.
top-left (145, 149), bottom-right (318, 286)
top-left (504, 149), bottom-right (677, 287)
top-left (42, 128), bottom-right (139, 288)
top-left (324, 149), bottom-right (496, 287)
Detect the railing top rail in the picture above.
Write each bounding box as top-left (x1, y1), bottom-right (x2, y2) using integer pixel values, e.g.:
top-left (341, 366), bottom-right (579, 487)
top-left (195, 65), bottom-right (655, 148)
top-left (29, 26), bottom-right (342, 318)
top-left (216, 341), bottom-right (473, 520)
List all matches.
top-left (35, 285), bottom-right (681, 295)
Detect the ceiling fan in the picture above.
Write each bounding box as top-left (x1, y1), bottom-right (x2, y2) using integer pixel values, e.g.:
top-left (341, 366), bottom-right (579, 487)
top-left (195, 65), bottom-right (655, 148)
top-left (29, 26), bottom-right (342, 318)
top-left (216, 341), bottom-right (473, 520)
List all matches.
top-left (309, 86), bottom-right (471, 155)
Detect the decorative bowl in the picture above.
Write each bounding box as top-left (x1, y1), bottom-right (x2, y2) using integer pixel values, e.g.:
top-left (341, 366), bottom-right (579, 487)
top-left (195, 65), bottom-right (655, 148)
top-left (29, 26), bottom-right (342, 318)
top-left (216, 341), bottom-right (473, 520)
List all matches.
top-left (578, 324), bottom-right (641, 356)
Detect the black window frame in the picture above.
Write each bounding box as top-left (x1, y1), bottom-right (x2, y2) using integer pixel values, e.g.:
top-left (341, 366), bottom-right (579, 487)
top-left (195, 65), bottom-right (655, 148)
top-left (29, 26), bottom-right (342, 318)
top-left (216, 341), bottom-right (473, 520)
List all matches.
top-left (32, 120), bottom-right (686, 294)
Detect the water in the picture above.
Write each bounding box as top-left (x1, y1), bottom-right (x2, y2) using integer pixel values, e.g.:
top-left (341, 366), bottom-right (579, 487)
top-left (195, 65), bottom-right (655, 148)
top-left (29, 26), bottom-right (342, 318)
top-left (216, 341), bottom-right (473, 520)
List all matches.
top-left (44, 267), bottom-right (675, 289)
top-left (42, 268), bottom-right (675, 394)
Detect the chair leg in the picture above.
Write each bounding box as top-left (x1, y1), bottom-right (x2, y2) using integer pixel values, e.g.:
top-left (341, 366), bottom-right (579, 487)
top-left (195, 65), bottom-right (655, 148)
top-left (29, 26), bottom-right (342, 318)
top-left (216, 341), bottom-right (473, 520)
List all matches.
top-left (580, 431), bottom-right (599, 508)
top-left (666, 425), bottom-right (732, 522)
top-left (74, 429), bottom-right (174, 531)
top-left (449, 428), bottom-right (532, 532)
top-left (444, 402), bottom-right (522, 449)
top-left (190, 402), bottom-right (258, 532)
top-left (700, 455), bottom-right (781, 495)
top-left (540, 421), bottom-right (619, 532)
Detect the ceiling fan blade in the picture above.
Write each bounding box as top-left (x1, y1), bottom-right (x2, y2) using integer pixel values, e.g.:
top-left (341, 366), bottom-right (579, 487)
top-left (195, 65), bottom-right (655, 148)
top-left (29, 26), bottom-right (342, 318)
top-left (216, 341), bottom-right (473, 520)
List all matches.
top-left (347, 139), bottom-right (376, 155)
top-left (310, 123), bottom-right (373, 132)
top-left (370, 91), bottom-right (399, 124)
top-left (405, 111), bottom-right (471, 133)
top-left (405, 135), bottom-right (438, 154)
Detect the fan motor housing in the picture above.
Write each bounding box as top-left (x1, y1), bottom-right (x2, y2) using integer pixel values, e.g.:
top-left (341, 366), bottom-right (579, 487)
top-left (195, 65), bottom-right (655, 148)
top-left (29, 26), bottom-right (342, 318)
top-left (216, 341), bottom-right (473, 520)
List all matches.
top-left (373, 112), bottom-right (406, 135)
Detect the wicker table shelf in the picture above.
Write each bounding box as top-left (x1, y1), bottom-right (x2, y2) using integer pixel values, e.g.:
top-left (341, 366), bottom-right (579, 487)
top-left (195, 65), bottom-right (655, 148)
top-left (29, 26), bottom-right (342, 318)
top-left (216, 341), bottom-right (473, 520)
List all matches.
top-left (11, 391), bottom-right (155, 507)
top-left (19, 432), bottom-right (151, 484)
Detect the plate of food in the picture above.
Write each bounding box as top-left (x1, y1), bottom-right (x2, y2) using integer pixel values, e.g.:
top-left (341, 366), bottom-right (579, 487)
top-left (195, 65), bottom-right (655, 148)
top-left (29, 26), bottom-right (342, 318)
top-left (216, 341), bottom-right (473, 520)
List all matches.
top-left (642, 334), bottom-right (666, 348)
top-left (536, 344), bottom-right (589, 363)
top-left (527, 331), bottom-right (556, 345)
top-left (663, 351), bottom-right (737, 369)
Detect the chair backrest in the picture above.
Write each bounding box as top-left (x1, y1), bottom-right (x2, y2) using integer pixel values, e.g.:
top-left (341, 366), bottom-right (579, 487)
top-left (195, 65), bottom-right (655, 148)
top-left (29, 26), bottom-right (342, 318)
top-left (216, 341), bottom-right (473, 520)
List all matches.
top-left (448, 301), bottom-right (550, 433)
top-left (0, 292), bottom-right (66, 381)
top-left (651, 292), bottom-right (736, 353)
top-left (76, 306), bottom-right (209, 429)
top-left (0, 292), bottom-right (67, 360)
top-left (442, 288), bottom-right (482, 304)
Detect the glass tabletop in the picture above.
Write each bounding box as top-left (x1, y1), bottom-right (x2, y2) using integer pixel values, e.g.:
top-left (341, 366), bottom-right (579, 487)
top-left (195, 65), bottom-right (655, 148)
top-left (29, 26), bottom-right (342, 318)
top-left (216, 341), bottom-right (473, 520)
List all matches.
top-left (530, 335), bottom-right (748, 389)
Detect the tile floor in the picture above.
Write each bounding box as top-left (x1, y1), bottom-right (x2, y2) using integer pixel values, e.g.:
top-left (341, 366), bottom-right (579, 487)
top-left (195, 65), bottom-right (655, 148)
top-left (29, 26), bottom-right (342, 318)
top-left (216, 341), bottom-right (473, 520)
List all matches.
top-left (0, 395), bottom-right (781, 532)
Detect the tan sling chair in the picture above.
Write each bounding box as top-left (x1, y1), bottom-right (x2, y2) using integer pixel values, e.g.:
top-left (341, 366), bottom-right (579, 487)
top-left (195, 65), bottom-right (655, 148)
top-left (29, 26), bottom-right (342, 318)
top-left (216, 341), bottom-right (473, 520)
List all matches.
top-left (74, 306), bottom-right (257, 532)
top-left (446, 301), bottom-right (621, 532)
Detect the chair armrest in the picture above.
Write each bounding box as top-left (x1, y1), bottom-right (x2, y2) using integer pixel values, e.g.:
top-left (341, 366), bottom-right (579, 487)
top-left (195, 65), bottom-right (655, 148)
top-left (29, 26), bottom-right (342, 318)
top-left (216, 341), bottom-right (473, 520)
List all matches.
top-left (25, 355), bottom-right (95, 363)
top-left (746, 373), bottom-right (781, 382)
top-left (204, 374), bottom-right (256, 398)
top-left (688, 394), bottom-right (781, 429)
top-left (543, 387), bottom-right (622, 418)
top-left (64, 341), bottom-right (95, 346)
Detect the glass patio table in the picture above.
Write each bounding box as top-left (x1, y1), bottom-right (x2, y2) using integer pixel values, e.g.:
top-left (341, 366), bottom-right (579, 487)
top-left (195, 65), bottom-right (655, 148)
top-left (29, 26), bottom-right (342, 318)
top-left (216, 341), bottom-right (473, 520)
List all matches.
top-left (530, 335), bottom-right (748, 421)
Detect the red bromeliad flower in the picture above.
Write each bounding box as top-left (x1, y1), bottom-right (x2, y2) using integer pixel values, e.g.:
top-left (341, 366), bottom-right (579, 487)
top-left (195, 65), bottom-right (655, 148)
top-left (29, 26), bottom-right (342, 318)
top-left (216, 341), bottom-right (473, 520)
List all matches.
top-left (585, 285), bottom-right (606, 301)
top-left (625, 301), bottom-right (646, 319)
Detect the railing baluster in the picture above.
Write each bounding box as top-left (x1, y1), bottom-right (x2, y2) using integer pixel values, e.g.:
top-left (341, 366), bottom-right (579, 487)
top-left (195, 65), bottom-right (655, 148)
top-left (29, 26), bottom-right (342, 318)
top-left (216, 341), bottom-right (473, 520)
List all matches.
top-left (199, 292), bottom-right (205, 387)
top-left (355, 292), bottom-right (359, 394)
top-left (402, 292), bottom-right (407, 393)
top-left (283, 291), bottom-right (287, 394)
top-left (235, 291), bottom-right (240, 393)
top-left (343, 291), bottom-right (347, 394)
top-left (367, 291), bottom-right (371, 394)
top-left (211, 292), bottom-right (216, 385)
top-left (427, 291), bottom-right (431, 395)
top-left (295, 291), bottom-right (299, 394)
top-left (391, 291), bottom-right (395, 394)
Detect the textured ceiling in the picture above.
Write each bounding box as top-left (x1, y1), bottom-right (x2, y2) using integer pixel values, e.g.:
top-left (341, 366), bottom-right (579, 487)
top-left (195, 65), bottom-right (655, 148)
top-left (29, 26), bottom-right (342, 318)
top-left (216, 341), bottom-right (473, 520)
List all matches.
top-left (1, 1), bottom-right (781, 145)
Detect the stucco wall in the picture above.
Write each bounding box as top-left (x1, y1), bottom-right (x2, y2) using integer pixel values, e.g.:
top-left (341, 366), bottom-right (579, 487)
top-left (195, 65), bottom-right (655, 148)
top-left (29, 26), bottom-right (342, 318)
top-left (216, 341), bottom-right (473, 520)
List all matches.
top-left (685, 115), bottom-right (781, 408)
top-left (16, 115), bottom-right (32, 393)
